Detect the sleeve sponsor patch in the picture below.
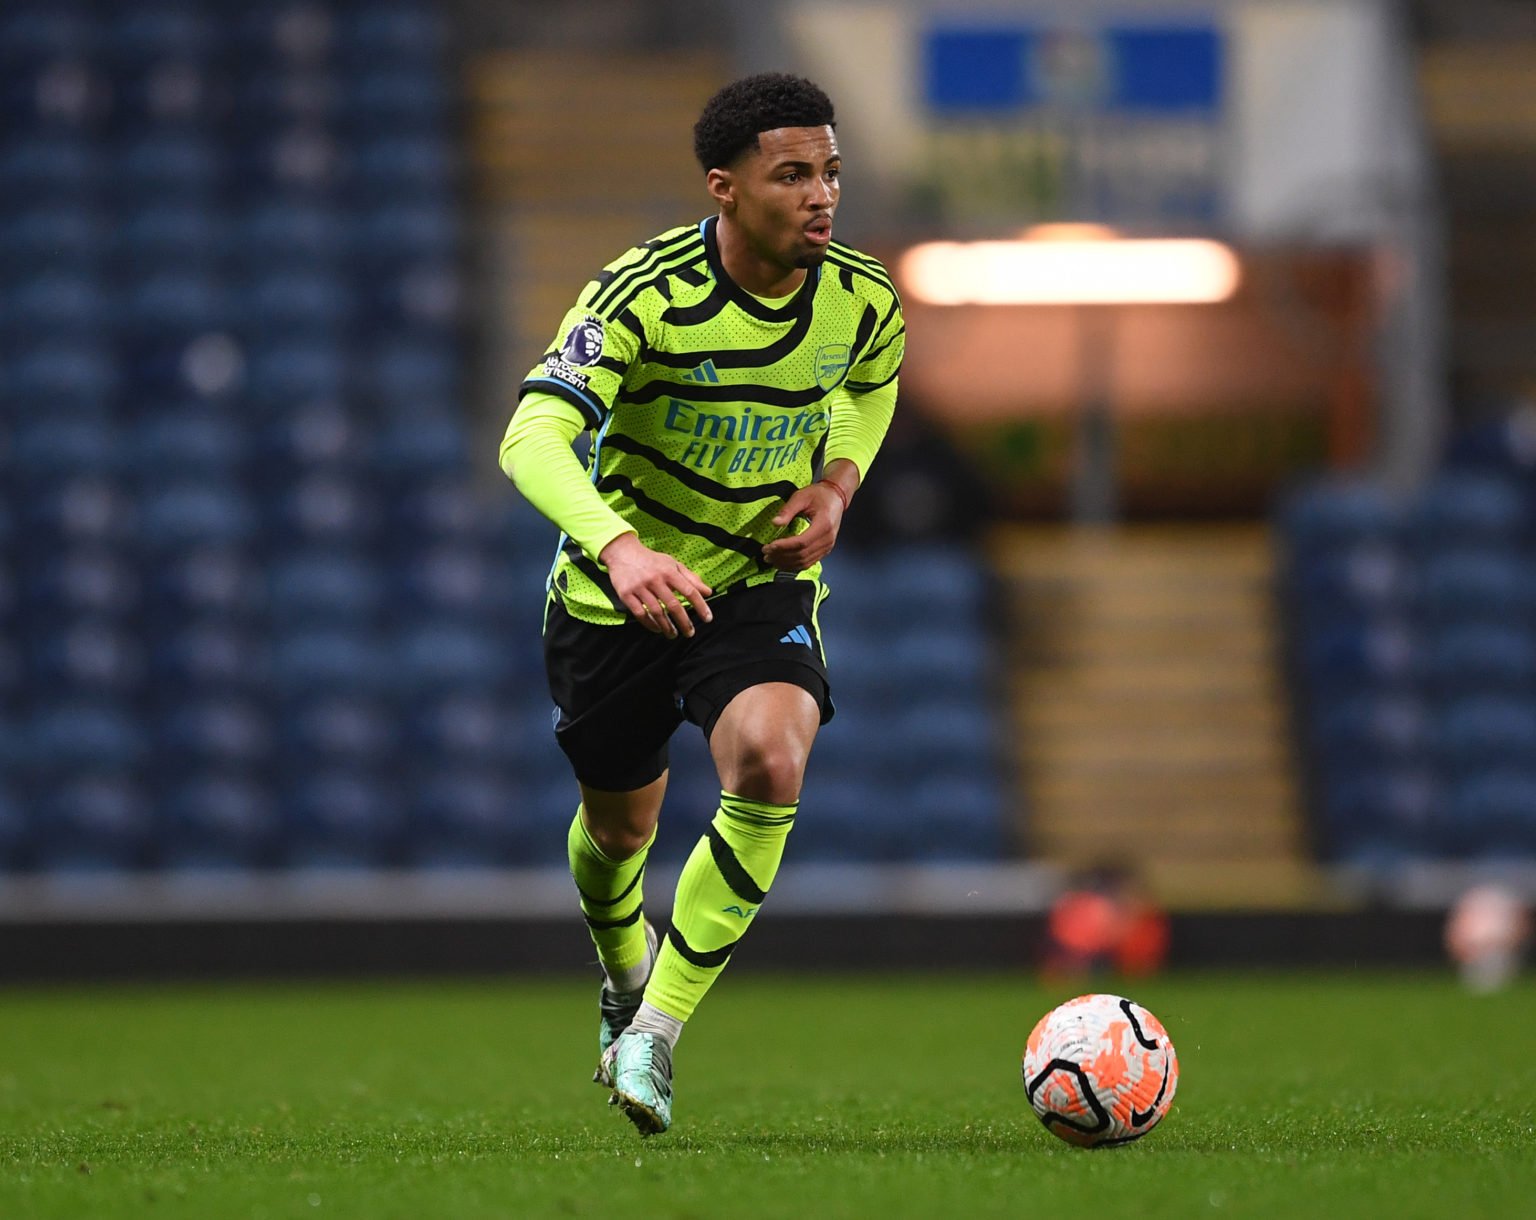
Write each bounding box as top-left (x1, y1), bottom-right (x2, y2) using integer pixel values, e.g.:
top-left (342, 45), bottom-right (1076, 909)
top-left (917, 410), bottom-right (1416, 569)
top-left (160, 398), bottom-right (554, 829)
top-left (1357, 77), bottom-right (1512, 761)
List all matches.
top-left (559, 316), bottom-right (605, 366)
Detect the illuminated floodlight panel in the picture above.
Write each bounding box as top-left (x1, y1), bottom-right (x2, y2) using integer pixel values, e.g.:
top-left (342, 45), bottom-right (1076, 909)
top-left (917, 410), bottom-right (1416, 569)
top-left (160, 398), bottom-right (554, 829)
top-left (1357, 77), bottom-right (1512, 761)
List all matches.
top-left (899, 238), bottom-right (1241, 305)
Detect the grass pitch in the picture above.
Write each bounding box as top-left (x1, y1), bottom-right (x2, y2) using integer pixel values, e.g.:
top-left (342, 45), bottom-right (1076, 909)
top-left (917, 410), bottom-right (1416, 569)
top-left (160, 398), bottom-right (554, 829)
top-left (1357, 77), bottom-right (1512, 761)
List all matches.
top-left (1, 970), bottom-right (1533, 1219)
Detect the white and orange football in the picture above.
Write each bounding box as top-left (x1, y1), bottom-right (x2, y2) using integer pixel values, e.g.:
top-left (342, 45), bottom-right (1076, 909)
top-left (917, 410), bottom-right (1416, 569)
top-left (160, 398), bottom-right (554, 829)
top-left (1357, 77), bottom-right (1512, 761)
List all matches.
top-left (1021, 993), bottom-right (1179, 1147)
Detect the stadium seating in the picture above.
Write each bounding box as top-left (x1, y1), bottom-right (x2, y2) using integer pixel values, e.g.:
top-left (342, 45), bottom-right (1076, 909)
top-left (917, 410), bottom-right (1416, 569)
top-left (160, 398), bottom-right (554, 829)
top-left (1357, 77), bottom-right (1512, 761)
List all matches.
top-left (1280, 461), bottom-right (1536, 864)
top-left (0, 0), bottom-right (1011, 874)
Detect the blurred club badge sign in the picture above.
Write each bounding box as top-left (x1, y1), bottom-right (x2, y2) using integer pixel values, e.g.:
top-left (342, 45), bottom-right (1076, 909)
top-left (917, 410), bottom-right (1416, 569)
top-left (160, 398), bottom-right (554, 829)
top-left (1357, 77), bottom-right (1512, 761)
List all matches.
top-left (918, 19), bottom-right (1224, 227)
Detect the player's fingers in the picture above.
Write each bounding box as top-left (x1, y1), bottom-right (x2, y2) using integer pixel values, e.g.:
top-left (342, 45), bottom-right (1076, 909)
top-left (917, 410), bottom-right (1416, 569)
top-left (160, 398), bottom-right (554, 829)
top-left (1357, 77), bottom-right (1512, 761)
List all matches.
top-left (623, 594), bottom-right (668, 634)
top-left (654, 587), bottom-right (689, 637)
top-left (674, 564), bottom-right (714, 622)
top-left (772, 490), bottom-right (813, 526)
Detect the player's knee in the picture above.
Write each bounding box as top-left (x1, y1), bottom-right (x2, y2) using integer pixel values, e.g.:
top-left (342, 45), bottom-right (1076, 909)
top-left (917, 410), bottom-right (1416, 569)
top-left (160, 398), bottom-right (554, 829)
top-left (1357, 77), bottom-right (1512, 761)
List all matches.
top-left (726, 736), bottom-right (808, 804)
top-left (585, 817), bottom-right (653, 861)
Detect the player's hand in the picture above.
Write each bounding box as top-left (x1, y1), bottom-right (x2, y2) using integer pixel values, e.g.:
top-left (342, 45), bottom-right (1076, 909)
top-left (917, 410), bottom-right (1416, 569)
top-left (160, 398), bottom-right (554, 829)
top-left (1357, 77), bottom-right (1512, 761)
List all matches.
top-left (600, 533), bottom-right (713, 638)
top-left (762, 480), bottom-right (846, 572)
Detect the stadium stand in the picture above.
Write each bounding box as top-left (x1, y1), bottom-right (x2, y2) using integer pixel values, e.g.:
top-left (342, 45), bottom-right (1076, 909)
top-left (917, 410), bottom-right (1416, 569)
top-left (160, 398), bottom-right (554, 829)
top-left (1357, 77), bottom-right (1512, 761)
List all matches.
top-left (1280, 440), bottom-right (1536, 866)
top-left (0, 0), bottom-right (1009, 873)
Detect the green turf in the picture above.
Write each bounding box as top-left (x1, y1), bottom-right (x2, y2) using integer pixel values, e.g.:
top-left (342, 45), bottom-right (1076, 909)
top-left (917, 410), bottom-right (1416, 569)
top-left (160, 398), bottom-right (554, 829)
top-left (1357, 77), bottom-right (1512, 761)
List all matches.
top-left (1, 970), bottom-right (1532, 1219)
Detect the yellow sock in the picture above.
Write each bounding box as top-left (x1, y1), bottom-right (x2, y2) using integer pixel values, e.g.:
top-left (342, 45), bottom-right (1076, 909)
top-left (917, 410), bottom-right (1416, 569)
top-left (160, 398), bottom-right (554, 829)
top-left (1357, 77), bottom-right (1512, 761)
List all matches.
top-left (645, 793), bottom-right (796, 1021)
top-left (567, 806), bottom-right (653, 987)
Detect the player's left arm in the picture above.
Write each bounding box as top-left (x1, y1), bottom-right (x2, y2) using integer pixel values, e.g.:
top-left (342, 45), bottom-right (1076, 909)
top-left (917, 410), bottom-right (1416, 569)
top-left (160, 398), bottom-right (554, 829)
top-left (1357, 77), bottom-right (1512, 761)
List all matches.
top-left (762, 377), bottom-right (898, 571)
top-left (764, 286), bottom-right (904, 571)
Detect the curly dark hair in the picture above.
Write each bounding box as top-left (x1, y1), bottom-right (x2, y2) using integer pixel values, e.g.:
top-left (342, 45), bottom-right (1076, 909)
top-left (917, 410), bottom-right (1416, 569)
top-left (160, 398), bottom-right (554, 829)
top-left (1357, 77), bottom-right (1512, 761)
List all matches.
top-left (692, 72), bottom-right (836, 172)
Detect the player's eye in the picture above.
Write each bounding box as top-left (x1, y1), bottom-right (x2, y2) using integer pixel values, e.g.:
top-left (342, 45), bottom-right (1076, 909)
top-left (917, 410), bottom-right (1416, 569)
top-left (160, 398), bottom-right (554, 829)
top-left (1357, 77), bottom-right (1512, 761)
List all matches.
top-left (782, 171), bottom-right (800, 183)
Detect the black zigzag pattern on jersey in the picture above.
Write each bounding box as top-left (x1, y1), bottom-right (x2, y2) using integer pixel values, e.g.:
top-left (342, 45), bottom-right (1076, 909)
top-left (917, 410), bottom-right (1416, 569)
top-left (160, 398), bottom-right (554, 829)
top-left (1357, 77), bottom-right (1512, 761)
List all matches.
top-left (845, 366), bottom-right (900, 394)
top-left (595, 472), bottom-right (766, 562)
top-left (618, 378), bottom-right (827, 409)
top-left (857, 324), bottom-right (905, 370)
top-left (826, 242), bottom-right (898, 294)
top-left (661, 291), bottom-right (731, 328)
top-left (667, 925), bottom-right (736, 969)
top-left (854, 304), bottom-right (881, 362)
top-left (587, 229), bottom-right (701, 314)
top-left (561, 539), bottom-right (625, 611)
top-left (601, 433), bottom-right (798, 504)
top-left (595, 244), bottom-right (708, 321)
top-left (706, 824), bottom-right (768, 905)
top-left (644, 304), bottom-right (816, 370)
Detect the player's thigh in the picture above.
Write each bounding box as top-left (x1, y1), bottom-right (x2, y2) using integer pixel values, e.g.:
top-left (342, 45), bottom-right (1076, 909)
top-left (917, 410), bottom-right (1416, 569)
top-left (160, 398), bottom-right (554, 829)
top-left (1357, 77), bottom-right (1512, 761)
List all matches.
top-left (544, 599), bottom-right (683, 793)
top-left (707, 680), bottom-right (822, 801)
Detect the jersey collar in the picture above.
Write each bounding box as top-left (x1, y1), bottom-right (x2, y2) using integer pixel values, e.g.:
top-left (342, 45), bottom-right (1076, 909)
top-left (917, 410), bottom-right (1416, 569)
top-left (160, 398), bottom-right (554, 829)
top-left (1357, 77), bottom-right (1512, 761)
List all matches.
top-left (700, 215), bottom-right (819, 324)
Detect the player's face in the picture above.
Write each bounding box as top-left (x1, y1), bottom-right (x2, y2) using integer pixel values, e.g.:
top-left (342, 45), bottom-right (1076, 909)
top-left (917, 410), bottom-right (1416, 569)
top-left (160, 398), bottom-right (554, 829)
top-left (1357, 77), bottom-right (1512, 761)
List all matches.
top-left (716, 126), bottom-right (840, 274)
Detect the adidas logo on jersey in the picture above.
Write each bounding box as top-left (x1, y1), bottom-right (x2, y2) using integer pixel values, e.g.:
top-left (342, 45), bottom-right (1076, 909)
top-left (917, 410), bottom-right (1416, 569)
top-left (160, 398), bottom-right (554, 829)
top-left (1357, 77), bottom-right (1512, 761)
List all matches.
top-left (779, 625), bottom-right (813, 648)
top-left (680, 359), bottom-right (721, 384)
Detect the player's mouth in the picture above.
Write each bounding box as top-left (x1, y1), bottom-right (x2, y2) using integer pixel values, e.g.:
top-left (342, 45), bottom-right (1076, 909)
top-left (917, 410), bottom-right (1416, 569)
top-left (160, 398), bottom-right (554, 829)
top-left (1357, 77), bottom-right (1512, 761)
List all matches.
top-left (804, 216), bottom-right (833, 246)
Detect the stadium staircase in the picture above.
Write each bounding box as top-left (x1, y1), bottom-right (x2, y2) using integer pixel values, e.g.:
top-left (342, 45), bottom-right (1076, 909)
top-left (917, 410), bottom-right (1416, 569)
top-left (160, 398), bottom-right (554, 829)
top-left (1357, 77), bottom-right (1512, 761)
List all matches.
top-left (465, 49), bottom-right (724, 435)
top-left (993, 525), bottom-right (1327, 908)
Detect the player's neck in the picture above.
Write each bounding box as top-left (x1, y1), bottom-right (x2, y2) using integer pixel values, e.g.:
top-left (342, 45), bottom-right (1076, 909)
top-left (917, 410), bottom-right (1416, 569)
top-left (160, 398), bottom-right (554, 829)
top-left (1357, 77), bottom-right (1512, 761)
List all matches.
top-left (715, 215), bottom-right (806, 298)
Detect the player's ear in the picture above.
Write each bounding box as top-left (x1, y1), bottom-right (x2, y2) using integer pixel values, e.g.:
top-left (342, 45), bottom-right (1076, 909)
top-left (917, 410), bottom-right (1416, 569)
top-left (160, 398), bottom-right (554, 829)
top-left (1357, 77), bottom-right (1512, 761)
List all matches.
top-left (706, 167), bottom-right (735, 211)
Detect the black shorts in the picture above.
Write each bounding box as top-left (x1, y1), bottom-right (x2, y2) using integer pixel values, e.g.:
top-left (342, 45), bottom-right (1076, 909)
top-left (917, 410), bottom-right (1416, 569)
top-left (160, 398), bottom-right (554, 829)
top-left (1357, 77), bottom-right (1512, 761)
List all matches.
top-left (543, 579), bottom-right (833, 792)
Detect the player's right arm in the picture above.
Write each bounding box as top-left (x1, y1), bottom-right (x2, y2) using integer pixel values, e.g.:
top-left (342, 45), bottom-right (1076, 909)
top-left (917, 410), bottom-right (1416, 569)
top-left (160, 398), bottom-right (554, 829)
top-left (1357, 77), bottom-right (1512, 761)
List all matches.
top-left (499, 396), bottom-right (712, 637)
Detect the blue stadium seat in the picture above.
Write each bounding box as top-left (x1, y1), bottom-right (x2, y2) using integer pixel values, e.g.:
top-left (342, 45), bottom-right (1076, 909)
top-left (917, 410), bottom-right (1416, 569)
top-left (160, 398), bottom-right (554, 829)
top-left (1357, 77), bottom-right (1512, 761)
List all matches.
top-left (14, 418), bottom-right (119, 479)
top-left (159, 696), bottom-right (272, 769)
top-left (408, 769), bottom-right (532, 867)
top-left (349, 134), bottom-right (454, 198)
top-left (140, 481), bottom-right (259, 551)
top-left (21, 477), bottom-right (135, 551)
top-left (268, 473), bottom-right (382, 547)
top-left (243, 267), bottom-right (354, 334)
top-left (395, 544), bottom-right (493, 618)
top-left (150, 620), bottom-right (267, 693)
top-left (888, 625), bottom-right (989, 697)
top-left (272, 628), bottom-right (388, 696)
top-left (269, 549), bottom-right (384, 625)
top-left (116, 204), bottom-right (227, 264)
top-left (1309, 689), bottom-right (1429, 766)
top-left (1415, 549), bottom-right (1536, 623)
top-left (6, 271), bottom-right (109, 337)
top-left (1422, 624), bottom-right (1536, 692)
top-left (1411, 473), bottom-right (1529, 548)
top-left (120, 270), bottom-right (230, 333)
top-left (1, 207), bottom-right (105, 275)
top-left (339, 68), bottom-right (449, 129)
top-left (396, 622), bottom-right (511, 693)
top-left (149, 547), bottom-right (264, 620)
top-left (902, 772), bottom-right (1007, 859)
top-left (282, 693), bottom-right (398, 767)
top-left (235, 201), bottom-right (344, 265)
top-left (0, 137), bottom-right (97, 203)
top-left (391, 478), bottom-right (480, 542)
top-left (362, 336), bottom-right (459, 407)
top-left (161, 772), bottom-right (279, 869)
top-left (130, 408), bottom-right (248, 476)
top-left (28, 548), bottom-right (141, 618)
top-left (374, 412), bottom-right (467, 478)
top-left (223, 3), bottom-right (334, 66)
top-left (1445, 771), bottom-right (1536, 857)
top-left (31, 621), bottom-right (146, 696)
top-left (105, 4), bottom-right (213, 62)
top-left (245, 339), bottom-right (349, 406)
top-left (34, 774), bottom-right (154, 871)
top-left (1297, 616), bottom-right (1418, 690)
top-left (404, 693), bottom-right (518, 768)
top-left (113, 60), bottom-right (217, 128)
top-left (1319, 766), bottom-right (1438, 860)
top-left (9, 342), bottom-right (117, 409)
top-left (284, 769), bottom-right (406, 868)
top-left (0, 4), bottom-right (97, 61)
top-left (113, 133), bottom-right (221, 199)
top-left (28, 700), bottom-right (149, 776)
top-left (1278, 478), bottom-right (1404, 548)
top-left (337, 4), bottom-right (447, 66)
top-left (354, 201), bottom-right (456, 263)
top-left (1438, 696), bottom-right (1536, 770)
top-left (255, 402), bottom-right (367, 473)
